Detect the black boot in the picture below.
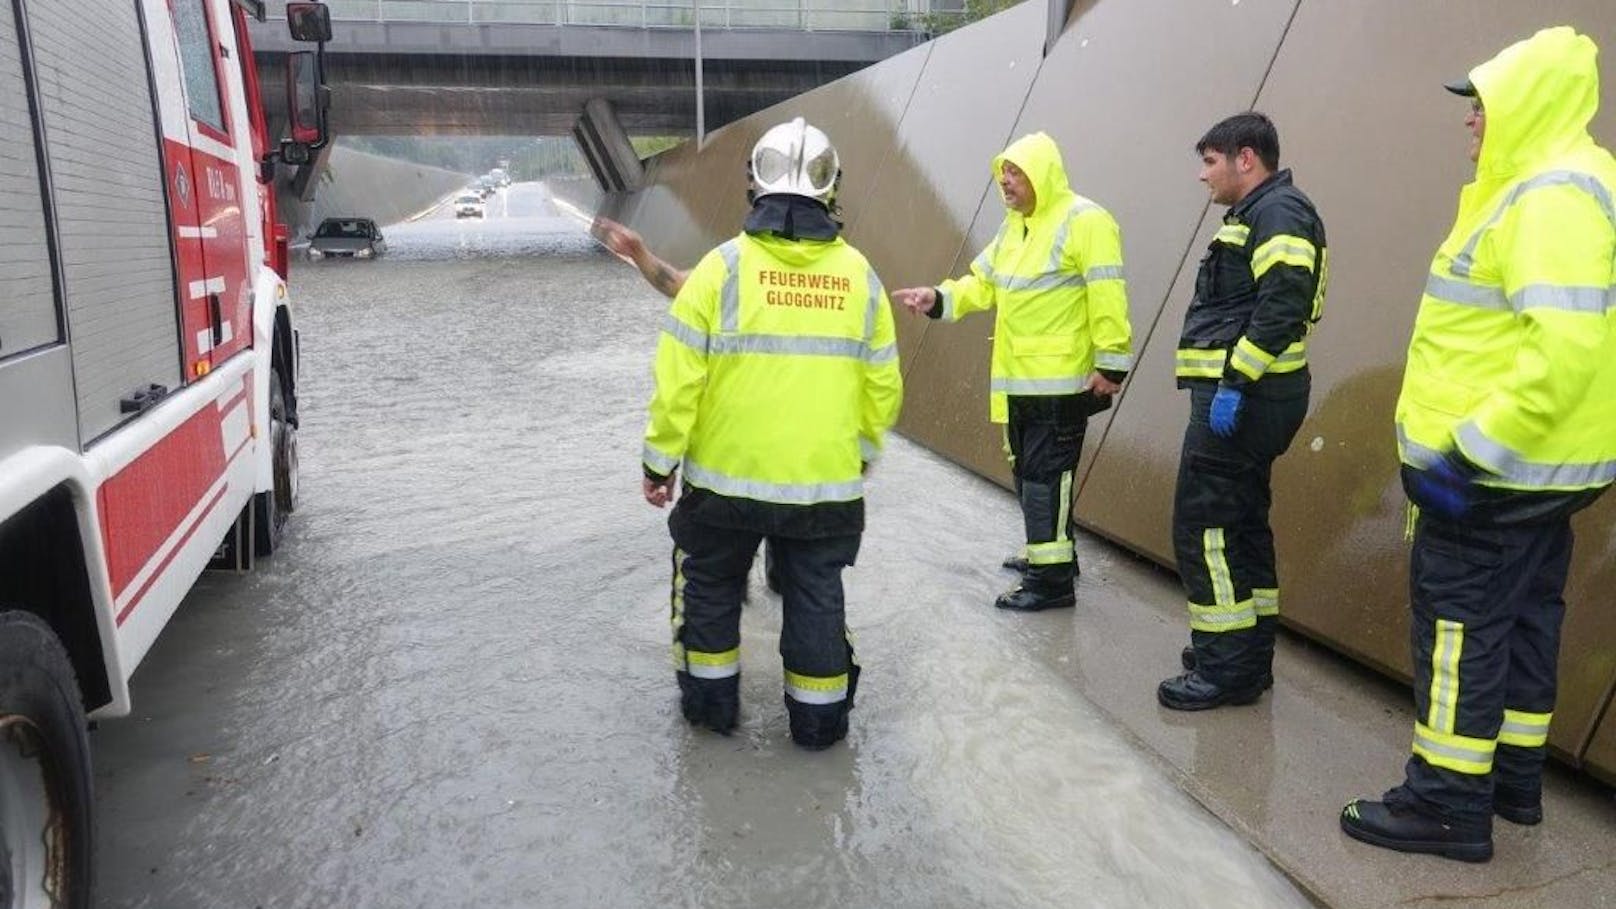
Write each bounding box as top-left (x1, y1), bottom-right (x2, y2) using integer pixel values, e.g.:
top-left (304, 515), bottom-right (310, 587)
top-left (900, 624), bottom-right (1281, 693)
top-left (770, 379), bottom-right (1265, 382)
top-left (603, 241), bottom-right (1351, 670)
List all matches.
top-left (994, 583), bottom-right (1075, 612)
top-left (1180, 646), bottom-right (1274, 690)
top-left (1001, 554), bottom-right (1029, 573)
top-left (1340, 794), bottom-right (1493, 863)
top-left (1156, 670), bottom-right (1263, 711)
top-left (1493, 786), bottom-right (1543, 826)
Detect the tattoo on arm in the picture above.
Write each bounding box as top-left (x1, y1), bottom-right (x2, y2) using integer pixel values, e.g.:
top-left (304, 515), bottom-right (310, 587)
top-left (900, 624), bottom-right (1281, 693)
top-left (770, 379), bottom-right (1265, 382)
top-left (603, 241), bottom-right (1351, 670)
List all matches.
top-left (651, 262), bottom-right (681, 298)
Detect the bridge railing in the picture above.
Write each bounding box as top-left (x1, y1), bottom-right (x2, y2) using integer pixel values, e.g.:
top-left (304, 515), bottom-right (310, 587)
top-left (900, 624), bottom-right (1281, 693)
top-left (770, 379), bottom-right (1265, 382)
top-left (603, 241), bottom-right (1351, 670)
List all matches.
top-left (302, 0), bottom-right (965, 31)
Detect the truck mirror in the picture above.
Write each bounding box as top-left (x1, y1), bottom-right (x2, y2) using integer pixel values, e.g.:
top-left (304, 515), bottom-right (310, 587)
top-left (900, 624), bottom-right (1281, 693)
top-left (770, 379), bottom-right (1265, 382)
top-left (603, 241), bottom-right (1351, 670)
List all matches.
top-left (286, 50), bottom-right (321, 145)
top-left (286, 2), bottom-right (332, 43)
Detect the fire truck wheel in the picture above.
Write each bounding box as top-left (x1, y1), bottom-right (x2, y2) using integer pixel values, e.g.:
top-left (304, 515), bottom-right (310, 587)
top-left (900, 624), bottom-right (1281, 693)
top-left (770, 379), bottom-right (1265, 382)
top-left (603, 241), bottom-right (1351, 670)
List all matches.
top-left (0, 611), bottom-right (93, 909)
top-left (254, 368), bottom-right (298, 557)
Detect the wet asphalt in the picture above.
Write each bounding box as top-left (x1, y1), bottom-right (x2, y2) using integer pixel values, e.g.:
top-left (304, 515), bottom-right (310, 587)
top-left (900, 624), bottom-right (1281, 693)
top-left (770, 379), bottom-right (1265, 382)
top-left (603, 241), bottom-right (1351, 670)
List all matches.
top-left (90, 182), bottom-right (1309, 908)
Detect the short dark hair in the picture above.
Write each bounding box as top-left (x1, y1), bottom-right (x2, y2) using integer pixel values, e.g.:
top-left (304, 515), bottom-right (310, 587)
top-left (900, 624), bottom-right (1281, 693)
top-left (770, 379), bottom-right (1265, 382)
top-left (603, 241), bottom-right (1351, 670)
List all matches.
top-left (1195, 112), bottom-right (1280, 172)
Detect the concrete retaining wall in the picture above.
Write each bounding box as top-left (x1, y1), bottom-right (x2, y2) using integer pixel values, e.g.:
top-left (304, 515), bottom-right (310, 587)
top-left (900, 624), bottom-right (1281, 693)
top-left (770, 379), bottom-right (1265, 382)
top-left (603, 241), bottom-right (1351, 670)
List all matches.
top-left (277, 145), bottom-right (468, 236)
top-left (597, 0), bottom-right (1616, 783)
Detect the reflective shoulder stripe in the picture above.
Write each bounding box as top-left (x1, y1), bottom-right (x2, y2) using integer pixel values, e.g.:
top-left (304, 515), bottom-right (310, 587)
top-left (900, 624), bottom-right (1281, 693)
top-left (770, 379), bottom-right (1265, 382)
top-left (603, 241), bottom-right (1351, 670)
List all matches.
top-left (662, 313), bottom-right (710, 353)
top-left (718, 239), bottom-right (742, 332)
top-left (1214, 224), bottom-right (1250, 246)
top-left (864, 266), bottom-right (883, 342)
top-left (643, 442), bottom-right (680, 475)
top-left (1044, 199), bottom-right (1103, 275)
top-left (1452, 169), bottom-right (1616, 278)
top-left (1250, 233), bottom-right (1317, 279)
top-left (683, 459), bottom-right (863, 505)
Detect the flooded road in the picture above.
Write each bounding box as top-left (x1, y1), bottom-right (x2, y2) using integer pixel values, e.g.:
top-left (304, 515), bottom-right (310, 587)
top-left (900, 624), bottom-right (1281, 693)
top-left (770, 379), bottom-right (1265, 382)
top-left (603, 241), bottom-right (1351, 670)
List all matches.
top-left (92, 182), bottom-right (1310, 908)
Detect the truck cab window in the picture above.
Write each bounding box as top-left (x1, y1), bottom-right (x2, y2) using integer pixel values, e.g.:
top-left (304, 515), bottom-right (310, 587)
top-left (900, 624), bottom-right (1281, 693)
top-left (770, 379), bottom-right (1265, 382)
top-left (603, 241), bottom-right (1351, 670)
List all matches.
top-left (172, 0), bottom-right (225, 132)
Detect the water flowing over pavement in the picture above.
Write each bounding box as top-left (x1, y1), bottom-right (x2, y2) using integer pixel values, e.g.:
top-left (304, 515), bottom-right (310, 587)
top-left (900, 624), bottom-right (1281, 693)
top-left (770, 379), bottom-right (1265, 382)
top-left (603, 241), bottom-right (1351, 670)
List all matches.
top-left (92, 182), bottom-right (1310, 908)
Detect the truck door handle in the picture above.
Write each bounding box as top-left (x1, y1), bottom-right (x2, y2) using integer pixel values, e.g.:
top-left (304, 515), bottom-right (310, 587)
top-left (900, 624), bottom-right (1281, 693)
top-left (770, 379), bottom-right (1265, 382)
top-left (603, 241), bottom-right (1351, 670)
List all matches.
top-left (208, 293), bottom-right (223, 347)
top-left (120, 383), bottom-right (169, 414)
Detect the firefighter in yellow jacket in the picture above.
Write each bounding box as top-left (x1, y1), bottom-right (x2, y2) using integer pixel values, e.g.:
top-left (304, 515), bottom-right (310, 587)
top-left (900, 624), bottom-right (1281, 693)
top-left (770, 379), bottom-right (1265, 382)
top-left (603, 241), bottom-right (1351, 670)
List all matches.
top-left (642, 118), bottom-right (903, 749)
top-left (893, 132), bottom-right (1133, 612)
top-left (1342, 27), bottom-right (1616, 862)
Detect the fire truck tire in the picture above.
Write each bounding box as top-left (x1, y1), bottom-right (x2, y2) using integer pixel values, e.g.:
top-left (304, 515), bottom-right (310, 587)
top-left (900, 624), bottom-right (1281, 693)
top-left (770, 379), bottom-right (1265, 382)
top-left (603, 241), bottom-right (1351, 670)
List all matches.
top-left (254, 368), bottom-right (297, 557)
top-left (0, 610), bottom-right (93, 909)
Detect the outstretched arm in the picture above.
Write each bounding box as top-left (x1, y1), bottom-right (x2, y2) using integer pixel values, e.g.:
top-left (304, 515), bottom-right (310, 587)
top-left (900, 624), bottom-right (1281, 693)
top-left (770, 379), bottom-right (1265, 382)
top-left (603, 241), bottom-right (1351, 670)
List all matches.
top-left (594, 217), bottom-right (688, 299)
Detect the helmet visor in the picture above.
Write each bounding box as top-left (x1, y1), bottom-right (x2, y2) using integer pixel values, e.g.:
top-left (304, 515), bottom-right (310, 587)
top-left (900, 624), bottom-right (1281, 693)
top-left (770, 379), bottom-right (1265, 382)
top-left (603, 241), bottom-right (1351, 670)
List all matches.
top-left (753, 147), bottom-right (797, 187)
top-left (802, 148), bottom-right (838, 194)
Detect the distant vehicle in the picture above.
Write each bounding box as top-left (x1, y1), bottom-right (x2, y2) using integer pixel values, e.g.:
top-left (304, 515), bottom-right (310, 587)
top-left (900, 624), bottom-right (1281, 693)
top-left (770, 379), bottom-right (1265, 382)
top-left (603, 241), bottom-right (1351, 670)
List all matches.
top-left (455, 194), bottom-right (485, 219)
top-left (490, 168), bottom-right (511, 187)
top-left (476, 176), bottom-right (497, 198)
top-left (309, 217), bottom-right (387, 259)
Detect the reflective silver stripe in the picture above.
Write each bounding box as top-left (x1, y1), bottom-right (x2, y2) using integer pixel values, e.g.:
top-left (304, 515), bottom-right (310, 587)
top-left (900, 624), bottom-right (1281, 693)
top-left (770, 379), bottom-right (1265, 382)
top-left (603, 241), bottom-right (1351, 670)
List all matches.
top-left (709, 334), bottom-right (870, 359)
top-left (1424, 273), bottom-right (1509, 311)
top-left (940, 284), bottom-right (956, 321)
top-left (1274, 348), bottom-right (1307, 366)
top-left (1412, 726), bottom-right (1494, 771)
top-left (1500, 716), bottom-right (1550, 741)
top-left (718, 240), bottom-right (742, 332)
top-left (990, 376), bottom-right (1085, 395)
top-left (991, 271), bottom-right (1087, 293)
top-left (866, 343), bottom-right (897, 364)
top-left (662, 314), bottom-right (710, 353)
top-left (785, 683), bottom-right (846, 705)
top-left (1454, 420), bottom-right (1616, 488)
top-left (1452, 170), bottom-right (1616, 278)
top-left (1044, 201), bottom-right (1096, 274)
top-left (1094, 351), bottom-right (1132, 371)
top-left (864, 267), bottom-right (883, 342)
top-left (688, 661), bottom-right (739, 680)
top-left (1084, 264), bottom-right (1125, 282)
top-left (683, 460), bottom-right (863, 504)
top-left (1230, 345), bottom-right (1268, 378)
top-left (1510, 283), bottom-right (1613, 314)
top-left (1396, 424), bottom-right (1444, 469)
top-left (643, 443), bottom-right (680, 475)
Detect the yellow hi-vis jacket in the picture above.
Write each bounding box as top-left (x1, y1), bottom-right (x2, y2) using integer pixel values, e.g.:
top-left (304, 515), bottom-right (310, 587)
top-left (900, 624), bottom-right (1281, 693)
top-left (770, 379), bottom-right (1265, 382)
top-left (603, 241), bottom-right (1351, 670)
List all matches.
top-left (937, 132), bottom-right (1134, 423)
top-left (1397, 27), bottom-right (1616, 493)
top-left (643, 231), bottom-right (903, 505)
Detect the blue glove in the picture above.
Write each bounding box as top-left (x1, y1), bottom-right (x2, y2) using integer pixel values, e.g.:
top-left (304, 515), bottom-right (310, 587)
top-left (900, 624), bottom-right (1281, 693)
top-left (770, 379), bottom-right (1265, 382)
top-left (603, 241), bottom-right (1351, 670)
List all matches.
top-left (1209, 385), bottom-right (1243, 438)
top-left (1409, 454), bottom-right (1476, 520)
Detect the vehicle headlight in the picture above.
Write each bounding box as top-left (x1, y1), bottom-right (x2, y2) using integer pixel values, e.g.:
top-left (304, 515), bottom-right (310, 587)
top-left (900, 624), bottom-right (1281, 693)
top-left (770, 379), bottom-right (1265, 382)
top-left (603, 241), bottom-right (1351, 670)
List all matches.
top-left (308, 248), bottom-right (323, 260)
top-left (356, 247), bottom-right (373, 258)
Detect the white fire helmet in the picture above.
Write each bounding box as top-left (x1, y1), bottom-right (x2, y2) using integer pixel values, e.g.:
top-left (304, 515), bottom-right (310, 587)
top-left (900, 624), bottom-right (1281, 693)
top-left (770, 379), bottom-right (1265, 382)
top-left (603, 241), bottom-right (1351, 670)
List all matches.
top-left (749, 117), bottom-right (840, 207)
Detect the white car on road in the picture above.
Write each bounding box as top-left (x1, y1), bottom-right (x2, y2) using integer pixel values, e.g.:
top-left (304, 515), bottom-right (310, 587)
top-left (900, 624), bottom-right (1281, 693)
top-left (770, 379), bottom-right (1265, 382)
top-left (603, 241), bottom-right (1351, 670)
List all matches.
top-left (455, 194), bottom-right (485, 219)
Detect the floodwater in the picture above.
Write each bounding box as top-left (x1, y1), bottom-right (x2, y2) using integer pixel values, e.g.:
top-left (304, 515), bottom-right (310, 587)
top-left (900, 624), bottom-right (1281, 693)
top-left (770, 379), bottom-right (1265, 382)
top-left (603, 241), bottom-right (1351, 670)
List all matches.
top-left (92, 182), bottom-right (1311, 908)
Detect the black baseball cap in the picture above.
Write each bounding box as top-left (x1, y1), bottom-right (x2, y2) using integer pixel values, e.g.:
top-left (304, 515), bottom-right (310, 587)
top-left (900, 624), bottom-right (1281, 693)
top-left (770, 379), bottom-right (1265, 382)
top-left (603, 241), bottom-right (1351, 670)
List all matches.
top-left (1444, 78), bottom-right (1477, 97)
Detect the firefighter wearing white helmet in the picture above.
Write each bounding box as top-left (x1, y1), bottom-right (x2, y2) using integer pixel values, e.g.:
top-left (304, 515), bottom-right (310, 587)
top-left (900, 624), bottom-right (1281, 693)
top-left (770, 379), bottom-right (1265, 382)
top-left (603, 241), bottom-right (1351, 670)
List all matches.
top-left (641, 117), bottom-right (902, 749)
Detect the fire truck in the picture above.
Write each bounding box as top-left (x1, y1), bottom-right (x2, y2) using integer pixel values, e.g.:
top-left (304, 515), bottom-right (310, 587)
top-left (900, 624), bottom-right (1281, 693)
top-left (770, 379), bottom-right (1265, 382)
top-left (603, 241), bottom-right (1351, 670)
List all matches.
top-left (0, 1), bottom-right (329, 903)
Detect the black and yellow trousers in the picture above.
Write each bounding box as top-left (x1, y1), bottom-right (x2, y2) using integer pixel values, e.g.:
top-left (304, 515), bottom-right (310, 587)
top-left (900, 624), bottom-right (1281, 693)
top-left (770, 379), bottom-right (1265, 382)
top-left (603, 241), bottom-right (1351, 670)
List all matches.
top-left (667, 495), bottom-right (861, 748)
top-left (1400, 513), bottom-right (1571, 827)
top-left (1005, 395), bottom-right (1089, 591)
top-left (1172, 380), bottom-right (1306, 687)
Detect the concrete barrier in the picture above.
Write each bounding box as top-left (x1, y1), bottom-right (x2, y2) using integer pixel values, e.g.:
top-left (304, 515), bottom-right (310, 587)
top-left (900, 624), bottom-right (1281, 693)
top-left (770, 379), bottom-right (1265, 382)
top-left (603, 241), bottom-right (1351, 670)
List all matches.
top-left (600, 0), bottom-right (1616, 783)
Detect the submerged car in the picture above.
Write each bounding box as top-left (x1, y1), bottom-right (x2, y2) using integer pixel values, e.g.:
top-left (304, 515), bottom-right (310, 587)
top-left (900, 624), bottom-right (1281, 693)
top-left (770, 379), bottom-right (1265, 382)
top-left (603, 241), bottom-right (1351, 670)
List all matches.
top-left (308, 217), bottom-right (387, 259)
top-left (455, 194), bottom-right (485, 219)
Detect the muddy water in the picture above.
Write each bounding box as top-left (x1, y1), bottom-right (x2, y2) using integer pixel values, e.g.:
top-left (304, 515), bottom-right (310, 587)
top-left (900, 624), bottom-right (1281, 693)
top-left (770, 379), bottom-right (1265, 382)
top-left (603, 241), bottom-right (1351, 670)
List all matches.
top-left (91, 183), bottom-right (1310, 908)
